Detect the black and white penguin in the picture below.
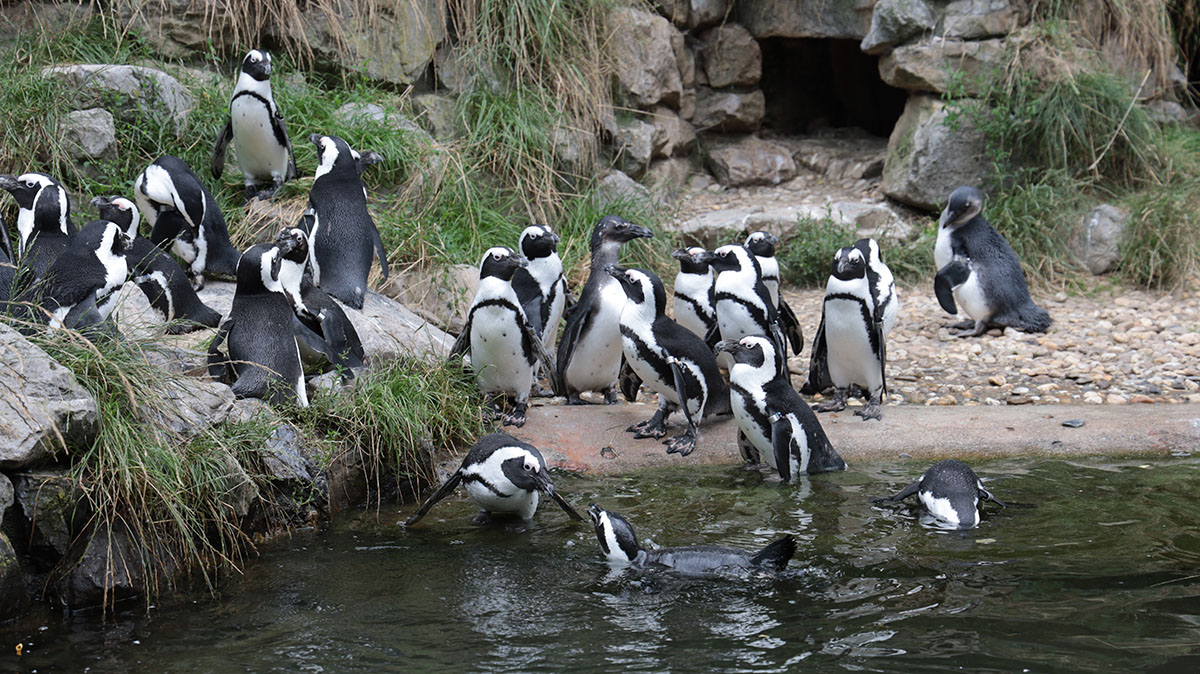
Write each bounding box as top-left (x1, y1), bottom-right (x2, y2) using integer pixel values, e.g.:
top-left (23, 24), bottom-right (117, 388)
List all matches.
top-left (935, 185), bottom-right (1052, 337)
top-left (91, 196), bottom-right (222, 334)
top-left (556, 215), bottom-right (654, 404)
top-left (809, 241), bottom-right (897, 421)
top-left (744, 231), bottom-right (803, 355)
top-left (877, 459), bottom-right (1006, 529)
top-left (210, 49), bottom-right (298, 200)
top-left (36, 219), bottom-right (131, 330)
top-left (511, 224), bottom-right (568, 352)
top-left (134, 156), bottom-right (241, 289)
top-left (719, 336), bottom-right (846, 481)
top-left (671, 246), bottom-right (716, 339)
top-left (708, 244), bottom-right (786, 373)
top-left (588, 503), bottom-right (795, 574)
top-left (301, 134), bottom-right (388, 310)
top-left (450, 246), bottom-right (555, 427)
top-left (404, 432), bottom-right (583, 527)
top-left (0, 172), bottom-right (75, 279)
top-left (608, 264), bottom-right (728, 456)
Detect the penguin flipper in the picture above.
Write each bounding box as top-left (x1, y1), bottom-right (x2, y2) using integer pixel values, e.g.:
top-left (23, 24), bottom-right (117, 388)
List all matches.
top-left (800, 313), bottom-right (832, 395)
top-left (878, 479), bottom-right (921, 504)
top-left (667, 356), bottom-right (697, 430)
top-left (275, 110), bottom-right (299, 181)
top-left (370, 224), bottom-right (390, 280)
top-left (778, 298), bottom-right (804, 354)
top-left (523, 314), bottom-right (562, 396)
top-left (555, 299), bottom-right (592, 387)
top-left (768, 412), bottom-right (793, 483)
top-left (61, 291), bottom-right (105, 330)
top-left (750, 534), bottom-right (796, 572)
top-left (548, 490), bottom-right (584, 521)
top-left (619, 356), bottom-right (641, 402)
top-left (404, 470), bottom-right (463, 526)
top-left (207, 319), bottom-right (234, 383)
top-left (211, 118), bottom-right (232, 180)
top-left (449, 315), bottom-right (472, 360)
top-left (703, 320), bottom-right (720, 351)
top-left (934, 259), bottom-right (971, 315)
top-left (873, 316), bottom-right (887, 398)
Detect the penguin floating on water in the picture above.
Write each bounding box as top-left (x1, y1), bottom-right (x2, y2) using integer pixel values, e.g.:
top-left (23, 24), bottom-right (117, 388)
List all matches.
top-left (744, 231), bottom-right (803, 355)
top-left (671, 246), bottom-right (716, 339)
top-left (876, 459), bottom-right (1011, 530)
top-left (404, 432), bottom-right (583, 527)
top-left (210, 49), bottom-right (298, 201)
top-left (934, 185), bottom-right (1051, 337)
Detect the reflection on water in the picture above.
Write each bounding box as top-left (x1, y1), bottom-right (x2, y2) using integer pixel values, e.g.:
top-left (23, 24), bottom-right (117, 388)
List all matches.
top-left (4, 457), bottom-right (1200, 673)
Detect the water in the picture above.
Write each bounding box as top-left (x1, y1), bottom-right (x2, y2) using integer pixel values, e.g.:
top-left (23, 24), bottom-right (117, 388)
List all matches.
top-left (4, 457), bottom-right (1200, 672)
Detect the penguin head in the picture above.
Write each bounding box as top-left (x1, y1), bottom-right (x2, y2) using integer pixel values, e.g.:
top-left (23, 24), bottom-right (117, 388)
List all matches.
top-left (91, 196), bottom-right (140, 240)
top-left (744, 231), bottom-right (779, 257)
top-left (0, 173), bottom-right (70, 239)
top-left (591, 215), bottom-right (653, 251)
top-left (709, 244), bottom-right (757, 275)
top-left (852, 237), bottom-right (882, 266)
top-left (518, 224), bottom-right (560, 260)
top-left (478, 246), bottom-right (527, 281)
top-left (717, 335), bottom-right (775, 371)
top-left (75, 219), bottom-right (132, 262)
top-left (940, 185), bottom-right (984, 228)
top-left (605, 265), bottom-right (666, 313)
top-left (0, 172), bottom-right (56, 209)
top-left (241, 49), bottom-right (272, 81)
top-left (672, 247), bottom-right (713, 274)
top-left (311, 134), bottom-right (366, 181)
top-left (237, 242), bottom-right (280, 294)
top-left (920, 459), bottom-right (985, 529)
top-left (588, 503), bottom-right (642, 564)
top-left (274, 227), bottom-right (310, 264)
top-left (499, 447), bottom-right (555, 495)
top-left (831, 246), bottom-right (867, 281)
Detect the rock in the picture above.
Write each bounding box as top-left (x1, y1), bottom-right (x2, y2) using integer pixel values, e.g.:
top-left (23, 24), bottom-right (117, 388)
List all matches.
top-left (697, 23), bottom-right (761, 88)
top-left (383, 264), bottom-right (478, 334)
top-left (1145, 100), bottom-right (1188, 125)
top-left (643, 158), bottom-right (692, 196)
top-left (653, 0), bottom-right (689, 25)
top-left (411, 93), bottom-right (459, 139)
top-left (879, 38), bottom-right (1007, 94)
top-left (861, 0), bottom-right (936, 54)
top-left (12, 471), bottom-right (85, 557)
top-left (291, 0), bottom-right (445, 86)
top-left (612, 117), bottom-right (657, 178)
top-left (737, 0), bottom-right (871, 39)
top-left (52, 520), bottom-right (147, 610)
top-left (828, 201), bottom-right (915, 243)
top-left (111, 0), bottom-right (236, 58)
top-left (687, 0), bottom-right (729, 29)
top-left (0, 325), bottom-right (98, 469)
top-left (61, 108), bottom-right (117, 165)
top-left (334, 103), bottom-right (431, 141)
top-left (610, 8), bottom-right (684, 108)
top-left (140, 378), bottom-right (237, 440)
top-left (649, 106), bottom-right (696, 158)
top-left (788, 134), bottom-right (886, 180)
top-left (1070, 204), bottom-right (1128, 275)
top-left (881, 94), bottom-right (991, 211)
top-left (549, 123), bottom-right (597, 177)
top-left (692, 87), bottom-right (765, 132)
top-left (216, 448), bottom-right (259, 520)
top-left (0, 472), bottom-right (12, 527)
top-left (42, 64), bottom-right (193, 134)
top-left (1, 0), bottom-right (91, 39)
top-left (0, 532), bottom-right (28, 622)
top-left (705, 136), bottom-right (796, 187)
top-left (262, 425), bottom-right (317, 484)
top-left (941, 0), bottom-right (1025, 39)
top-left (679, 87), bottom-right (697, 120)
top-left (593, 170), bottom-right (652, 209)
top-left (668, 203), bottom-right (839, 246)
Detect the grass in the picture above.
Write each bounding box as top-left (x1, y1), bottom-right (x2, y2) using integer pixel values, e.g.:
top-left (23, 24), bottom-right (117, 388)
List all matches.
top-left (776, 214), bottom-right (857, 287)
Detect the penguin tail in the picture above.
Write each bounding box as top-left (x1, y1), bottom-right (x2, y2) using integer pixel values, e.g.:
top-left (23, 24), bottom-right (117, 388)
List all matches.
top-left (996, 301), bottom-right (1052, 334)
top-left (750, 534), bottom-right (796, 572)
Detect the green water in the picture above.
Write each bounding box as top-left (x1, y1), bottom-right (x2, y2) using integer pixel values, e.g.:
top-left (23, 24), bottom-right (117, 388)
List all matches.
top-left (4, 457), bottom-right (1200, 672)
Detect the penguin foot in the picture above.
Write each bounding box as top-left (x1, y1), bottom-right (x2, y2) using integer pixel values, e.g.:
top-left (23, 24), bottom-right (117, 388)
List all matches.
top-left (628, 410), bottom-right (667, 438)
top-left (470, 510), bottom-right (493, 526)
top-left (603, 388), bottom-right (621, 405)
top-left (814, 399), bottom-right (846, 413)
top-left (501, 403), bottom-right (528, 427)
top-left (565, 393), bottom-right (590, 405)
top-left (530, 385), bottom-right (556, 398)
top-left (855, 404), bottom-right (883, 421)
top-left (664, 434), bottom-right (696, 456)
top-left (944, 319), bottom-right (976, 330)
top-left (952, 321), bottom-right (990, 338)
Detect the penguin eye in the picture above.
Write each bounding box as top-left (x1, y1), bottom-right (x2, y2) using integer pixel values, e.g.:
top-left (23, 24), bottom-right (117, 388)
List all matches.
top-left (492, 252), bottom-right (503, 261)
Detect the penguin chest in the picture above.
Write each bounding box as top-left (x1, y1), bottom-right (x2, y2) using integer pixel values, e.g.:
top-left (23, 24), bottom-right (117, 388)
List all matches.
top-left (823, 296), bottom-right (882, 392)
top-left (231, 96), bottom-right (288, 180)
top-left (715, 295), bottom-right (765, 341)
top-left (953, 271), bottom-right (992, 322)
top-left (781, 415), bottom-right (812, 478)
top-left (673, 274), bottom-right (713, 337)
top-left (564, 281), bottom-right (625, 389)
top-left (464, 480), bottom-right (539, 519)
top-left (469, 303), bottom-right (534, 397)
top-left (619, 320), bottom-right (675, 404)
top-left (542, 278), bottom-right (567, 350)
top-left (730, 387), bottom-right (773, 467)
top-left (934, 226), bottom-right (953, 271)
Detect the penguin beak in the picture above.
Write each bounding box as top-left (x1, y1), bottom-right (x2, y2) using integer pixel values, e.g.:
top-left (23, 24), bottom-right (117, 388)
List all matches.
top-left (630, 224), bottom-right (654, 240)
top-left (308, 133), bottom-right (324, 146)
top-left (938, 206), bottom-right (952, 227)
top-left (587, 503), bottom-right (604, 525)
top-left (515, 255), bottom-right (529, 268)
top-left (671, 248), bottom-right (691, 262)
top-left (836, 258), bottom-right (850, 275)
top-left (531, 469), bottom-right (555, 495)
top-left (716, 340), bottom-right (741, 355)
top-left (90, 196), bottom-right (111, 210)
top-left (0, 175), bottom-right (17, 191)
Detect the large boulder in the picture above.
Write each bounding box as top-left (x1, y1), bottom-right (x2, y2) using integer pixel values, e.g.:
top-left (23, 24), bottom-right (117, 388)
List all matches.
top-left (649, 106), bottom-right (696, 158)
top-left (42, 64), bottom-right (193, 134)
top-left (697, 23), bottom-right (761, 88)
top-left (0, 472), bottom-right (12, 530)
top-left (549, 123), bottom-right (598, 177)
top-left (692, 87), bottom-right (765, 132)
top-left (411, 93), bottom-right (459, 140)
top-left (705, 136), bottom-right (796, 187)
top-left (112, 0), bottom-right (237, 58)
top-left (788, 133), bottom-right (887, 180)
top-left (643, 157), bottom-right (692, 197)
top-left (11, 470), bottom-right (86, 557)
top-left (737, 0), bottom-right (871, 39)
top-left (0, 325), bottom-right (98, 469)
top-left (610, 8), bottom-right (684, 108)
top-left (593, 170), bottom-right (651, 210)
top-left (941, 0), bottom-right (1026, 39)
top-left (61, 108), bottom-right (118, 163)
top-left (51, 520), bottom-right (147, 610)
top-left (861, 0), bottom-right (936, 55)
top-left (1070, 204), bottom-right (1128, 275)
top-left (881, 94), bottom-right (991, 211)
top-left (0, 532), bottom-right (28, 622)
top-left (879, 38), bottom-right (1007, 94)
top-left (612, 117), bottom-right (657, 178)
top-left (383, 264), bottom-right (478, 334)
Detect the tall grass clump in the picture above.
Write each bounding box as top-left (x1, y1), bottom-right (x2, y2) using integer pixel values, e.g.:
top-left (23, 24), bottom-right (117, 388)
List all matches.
top-left (777, 215), bottom-right (857, 287)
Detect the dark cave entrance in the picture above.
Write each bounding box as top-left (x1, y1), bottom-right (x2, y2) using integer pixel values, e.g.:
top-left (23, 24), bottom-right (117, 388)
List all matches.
top-left (759, 37), bottom-right (908, 138)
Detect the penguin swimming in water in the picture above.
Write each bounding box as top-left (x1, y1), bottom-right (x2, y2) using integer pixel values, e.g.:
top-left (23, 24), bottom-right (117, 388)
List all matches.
top-left (719, 336), bottom-right (846, 481)
top-left (588, 503), bottom-right (796, 575)
top-left (744, 231), bottom-right (803, 355)
top-left (34, 219), bottom-right (131, 331)
top-left (935, 185), bottom-right (1051, 337)
top-left (556, 215), bottom-right (654, 404)
top-left (134, 156), bottom-right (241, 289)
top-left (809, 241), bottom-right (897, 421)
top-left (608, 264), bottom-right (729, 456)
top-left (404, 432), bottom-right (583, 527)
top-left (210, 49), bottom-right (298, 200)
top-left (671, 246), bottom-right (716, 339)
top-left (708, 244), bottom-right (786, 374)
top-left (450, 246), bottom-right (557, 427)
top-left (876, 459), bottom-right (1009, 530)
top-left (0, 172), bottom-right (75, 280)
top-left (301, 134), bottom-right (388, 310)
top-left (91, 196), bottom-right (222, 334)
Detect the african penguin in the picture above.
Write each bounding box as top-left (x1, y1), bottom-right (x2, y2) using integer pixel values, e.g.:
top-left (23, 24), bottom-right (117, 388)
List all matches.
top-left (134, 155), bottom-right (241, 289)
top-left (671, 246), bottom-right (716, 339)
top-left (0, 172), bottom-right (75, 280)
top-left (555, 215), bottom-right (653, 404)
top-left (511, 224), bottom-right (568, 395)
top-left (708, 244), bottom-right (786, 374)
top-left (404, 432), bottom-right (582, 527)
top-left (37, 219), bottom-right (131, 330)
top-left (608, 264), bottom-right (729, 456)
top-left (450, 246), bottom-right (556, 427)
top-left (935, 185), bottom-right (1052, 337)
top-left (877, 459), bottom-right (1007, 530)
top-left (301, 134), bottom-right (388, 310)
top-left (744, 231), bottom-right (803, 355)
top-left (210, 49), bottom-right (298, 200)
top-left (809, 241), bottom-right (896, 421)
top-left (719, 336), bottom-right (846, 481)
top-left (588, 503), bottom-right (796, 574)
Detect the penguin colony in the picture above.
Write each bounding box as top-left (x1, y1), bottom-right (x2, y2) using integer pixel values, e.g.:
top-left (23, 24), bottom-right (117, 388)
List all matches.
top-left (0, 50), bottom-right (1047, 566)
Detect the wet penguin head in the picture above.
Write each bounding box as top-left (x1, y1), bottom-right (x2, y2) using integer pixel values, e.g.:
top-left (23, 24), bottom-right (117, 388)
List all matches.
top-left (940, 185), bottom-right (985, 229)
top-left (240, 49), bottom-right (272, 81)
top-left (588, 503), bottom-right (642, 564)
top-left (518, 224), bottom-right (560, 260)
top-left (672, 246), bottom-right (713, 275)
top-left (744, 231), bottom-right (779, 258)
top-left (590, 215), bottom-right (653, 252)
top-left (830, 245), bottom-right (867, 282)
top-left (605, 265), bottom-right (666, 315)
top-left (919, 459), bottom-right (989, 529)
top-left (498, 446), bottom-right (555, 495)
top-left (91, 196), bottom-right (140, 239)
top-left (708, 244), bottom-right (758, 275)
top-left (477, 246), bottom-right (527, 282)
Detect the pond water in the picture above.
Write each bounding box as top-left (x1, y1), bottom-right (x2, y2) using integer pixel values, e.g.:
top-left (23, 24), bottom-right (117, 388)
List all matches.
top-left (4, 456), bottom-right (1200, 673)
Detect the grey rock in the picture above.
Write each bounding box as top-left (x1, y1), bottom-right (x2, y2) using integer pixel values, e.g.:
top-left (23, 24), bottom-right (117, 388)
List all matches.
top-left (140, 378), bottom-right (237, 440)
top-left (613, 118), bottom-right (657, 178)
top-left (111, 0), bottom-right (236, 58)
top-left (334, 103), bottom-right (431, 141)
top-left (674, 28), bottom-right (696, 88)
top-left (411, 93), bottom-right (459, 139)
top-left (62, 108), bottom-right (118, 163)
top-left (643, 157), bottom-right (693, 197)
top-left (788, 134), bottom-right (886, 180)
top-left (383, 264), bottom-right (478, 334)
top-left (216, 447), bottom-right (259, 521)
top-left (650, 106), bottom-right (696, 158)
top-left (593, 170), bottom-right (652, 210)
top-left (879, 38), bottom-right (1007, 94)
top-left (1145, 100), bottom-right (1188, 125)
top-left (697, 23), bottom-right (761, 88)
top-left (861, 0), bottom-right (936, 55)
top-left (0, 325), bottom-right (98, 469)
top-left (550, 124), bottom-right (597, 177)
top-left (737, 0), bottom-right (872, 39)
top-left (941, 0), bottom-right (1025, 39)
top-left (52, 521), bottom-right (146, 610)
top-left (12, 470), bottom-right (85, 556)
top-left (705, 135), bottom-right (796, 187)
top-left (688, 0), bottom-right (729, 29)
top-left (692, 87), bottom-right (765, 132)
top-left (262, 424), bottom-right (316, 484)
top-left (652, 0), bottom-right (689, 26)
top-left (0, 472), bottom-right (13, 534)
top-left (0, 532), bottom-right (28, 622)
top-left (42, 64), bottom-right (193, 134)
top-left (679, 87), bottom-right (697, 120)
top-left (1070, 204), bottom-right (1128, 275)
top-left (829, 201), bottom-right (917, 243)
top-left (881, 94), bottom-right (991, 211)
top-left (610, 8), bottom-right (684, 108)
top-left (1, 0), bottom-right (90, 39)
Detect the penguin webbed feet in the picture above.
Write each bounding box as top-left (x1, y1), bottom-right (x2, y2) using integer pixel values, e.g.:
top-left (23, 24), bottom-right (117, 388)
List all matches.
top-left (664, 430), bottom-right (697, 456)
top-left (470, 510), bottom-right (493, 526)
top-left (628, 409), bottom-right (668, 439)
top-left (500, 401), bottom-right (528, 428)
top-left (951, 321), bottom-right (991, 338)
top-left (813, 388), bottom-right (848, 413)
top-left (603, 388), bottom-right (621, 405)
top-left (854, 389), bottom-right (884, 421)
top-left (944, 319), bottom-right (976, 331)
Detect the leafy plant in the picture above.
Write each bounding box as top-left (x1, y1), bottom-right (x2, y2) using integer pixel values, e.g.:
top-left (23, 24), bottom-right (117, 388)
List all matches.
top-left (777, 214), bottom-right (857, 288)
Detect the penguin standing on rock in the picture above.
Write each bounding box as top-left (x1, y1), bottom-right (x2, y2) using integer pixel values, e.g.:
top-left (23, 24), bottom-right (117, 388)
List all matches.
top-left (34, 219), bottom-right (131, 330)
top-left (556, 216), bottom-right (654, 404)
top-left (302, 134), bottom-right (388, 310)
top-left (744, 231), bottom-right (803, 355)
top-left (671, 247), bottom-right (716, 339)
top-left (0, 172), bottom-right (75, 280)
top-left (934, 185), bottom-right (1051, 337)
top-left (708, 244), bottom-right (786, 374)
top-left (211, 49), bottom-right (298, 200)
top-left (511, 223), bottom-right (568, 387)
top-left (876, 459), bottom-right (1011, 530)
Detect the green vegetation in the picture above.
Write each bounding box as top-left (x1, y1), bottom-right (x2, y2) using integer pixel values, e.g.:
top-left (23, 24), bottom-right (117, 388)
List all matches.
top-left (776, 214), bottom-right (855, 287)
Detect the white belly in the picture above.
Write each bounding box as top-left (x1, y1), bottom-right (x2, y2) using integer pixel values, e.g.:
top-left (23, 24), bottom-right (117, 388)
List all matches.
top-left (716, 298), bottom-right (761, 341)
top-left (824, 298), bottom-right (882, 392)
top-left (954, 271), bottom-right (991, 322)
top-left (934, 225), bottom-right (953, 271)
top-left (564, 282), bottom-right (625, 391)
top-left (470, 306), bottom-right (533, 399)
top-left (920, 491), bottom-right (977, 528)
top-left (232, 98), bottom-right (289, 182)
top-left (464, 481), bottom-right (539, 519)
top-left (730, 389), bottom-right (774, 469)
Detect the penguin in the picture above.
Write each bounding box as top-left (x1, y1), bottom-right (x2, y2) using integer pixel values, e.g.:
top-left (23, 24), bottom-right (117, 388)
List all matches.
top-left (36, 219), bottom-right (131, 330)
top-left (935, 185), bottom-right (1052, 337)
top-left (607, 264), bottom-right (729, 456)
top-left (718, 336), bottom-right (846, 481)
top-left (404, 432), bottom-right (583, 527)
top-left (670, 246), bottom-right (716, 339)
top-left (556, 215), bottom-right (654, 404)
top-left (210, 49), bottom-right (299, 200)
top-left (876, 459), bottom-right (1008, 530)
top-left (0, 172), bottom-right (75, 280)
top-left (91, 196), bottom-right (221, 334)
top-left (450, 246), bottom-right (556, 427)
top-left (744, 231), bottom-right (803, 355)
top-left (301, 134), bottom-right (388, 310)
top-left (588, 503), bottom-right (796, 574)
top-left (511, 224), bottom-right (567, 395)
top-left (809, 242), bottom-right (896, 421)
top-left (134, 156), bottom-right (241, 289)
top-left (708, 244), bottom-right (786, 374)
top-left (207, 238), bottom-right (309, 407)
